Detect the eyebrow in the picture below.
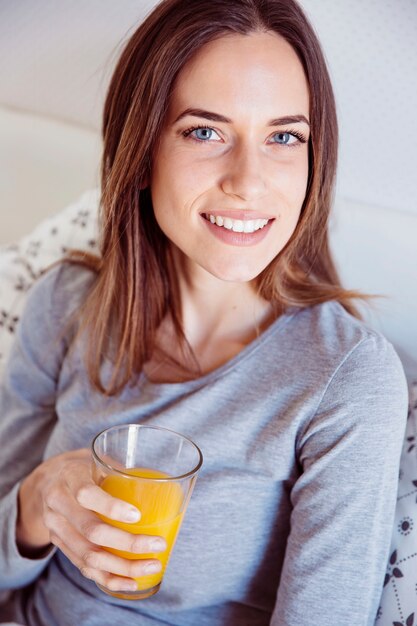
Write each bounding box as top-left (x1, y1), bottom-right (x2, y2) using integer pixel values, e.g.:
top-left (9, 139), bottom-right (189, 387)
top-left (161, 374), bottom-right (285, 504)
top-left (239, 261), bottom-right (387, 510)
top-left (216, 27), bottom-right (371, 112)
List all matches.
top-left (173, 107), bottom-right (310, 127)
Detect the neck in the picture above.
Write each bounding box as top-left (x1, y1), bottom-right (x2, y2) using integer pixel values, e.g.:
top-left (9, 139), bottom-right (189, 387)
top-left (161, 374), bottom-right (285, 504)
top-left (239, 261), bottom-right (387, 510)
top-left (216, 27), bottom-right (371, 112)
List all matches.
top-left (144, 252), bottom-right (277, 383)
top-left (173, 249), bottom-right (275, 351)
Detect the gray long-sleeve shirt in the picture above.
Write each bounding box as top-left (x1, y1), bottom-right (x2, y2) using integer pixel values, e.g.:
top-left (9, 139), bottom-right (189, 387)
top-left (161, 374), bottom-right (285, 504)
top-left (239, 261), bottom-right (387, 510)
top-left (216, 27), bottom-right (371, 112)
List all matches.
top-left (0, 264), bottom-right (408, 626)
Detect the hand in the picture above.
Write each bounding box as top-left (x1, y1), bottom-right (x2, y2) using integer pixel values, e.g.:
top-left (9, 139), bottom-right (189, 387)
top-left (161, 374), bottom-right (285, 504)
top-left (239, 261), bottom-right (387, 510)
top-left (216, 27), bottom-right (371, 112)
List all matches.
top-left (17, 448), bottom-right (167, 593)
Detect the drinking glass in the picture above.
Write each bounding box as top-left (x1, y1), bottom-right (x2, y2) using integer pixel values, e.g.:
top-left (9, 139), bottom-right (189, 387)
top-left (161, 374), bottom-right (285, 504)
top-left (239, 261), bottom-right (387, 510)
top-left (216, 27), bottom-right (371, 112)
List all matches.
top-left (91, 423), bottom-right (203, 600)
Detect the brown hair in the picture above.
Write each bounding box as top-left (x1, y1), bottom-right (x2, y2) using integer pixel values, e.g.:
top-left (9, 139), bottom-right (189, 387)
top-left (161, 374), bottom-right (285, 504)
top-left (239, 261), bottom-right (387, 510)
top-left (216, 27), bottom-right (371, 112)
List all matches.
top-left (71, 0), bottom-right (366, 395)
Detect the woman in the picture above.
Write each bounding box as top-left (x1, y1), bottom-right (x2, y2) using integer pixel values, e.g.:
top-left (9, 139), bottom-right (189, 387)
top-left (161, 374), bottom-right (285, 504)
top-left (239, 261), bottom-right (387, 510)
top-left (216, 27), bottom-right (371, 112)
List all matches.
top-left (0, 0), bottom-right (408, 624)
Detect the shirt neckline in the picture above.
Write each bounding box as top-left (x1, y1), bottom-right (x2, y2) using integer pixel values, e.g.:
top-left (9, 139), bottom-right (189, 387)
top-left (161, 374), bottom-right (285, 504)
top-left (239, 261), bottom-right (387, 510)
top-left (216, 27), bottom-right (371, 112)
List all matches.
top-left (139, 307), bottom-right (299, 394)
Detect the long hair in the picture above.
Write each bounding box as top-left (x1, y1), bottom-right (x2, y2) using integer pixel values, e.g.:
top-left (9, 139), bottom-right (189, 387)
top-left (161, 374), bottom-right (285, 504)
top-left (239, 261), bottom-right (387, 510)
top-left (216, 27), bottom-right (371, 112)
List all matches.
top-left (71, 0), bottom-right (365, 395)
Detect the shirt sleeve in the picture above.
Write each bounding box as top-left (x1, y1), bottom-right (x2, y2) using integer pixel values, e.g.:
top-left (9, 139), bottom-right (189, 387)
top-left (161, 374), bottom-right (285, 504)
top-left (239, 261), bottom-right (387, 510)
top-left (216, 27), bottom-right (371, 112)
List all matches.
top-left (270, 333), bottom-right (408, 626)
top-left (0, 266), bottom-right (74, 589)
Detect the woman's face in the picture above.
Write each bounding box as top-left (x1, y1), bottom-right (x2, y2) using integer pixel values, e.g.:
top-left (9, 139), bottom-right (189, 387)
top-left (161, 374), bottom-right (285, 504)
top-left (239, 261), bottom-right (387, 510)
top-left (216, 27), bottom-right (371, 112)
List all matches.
top-left (150, 31), bottom-right (310, 283)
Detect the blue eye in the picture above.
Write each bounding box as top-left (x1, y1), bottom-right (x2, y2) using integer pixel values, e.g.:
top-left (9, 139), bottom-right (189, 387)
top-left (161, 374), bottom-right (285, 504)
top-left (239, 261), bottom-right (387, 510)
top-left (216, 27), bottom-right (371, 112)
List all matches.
top-left (183, 126), bottom-right (222, 142)
top-left (195, 128), bottom-right (214, 140)
top-left (269, 130), bottom-right (306, 146)
top-left (271, 132), bottom-right (295, 145)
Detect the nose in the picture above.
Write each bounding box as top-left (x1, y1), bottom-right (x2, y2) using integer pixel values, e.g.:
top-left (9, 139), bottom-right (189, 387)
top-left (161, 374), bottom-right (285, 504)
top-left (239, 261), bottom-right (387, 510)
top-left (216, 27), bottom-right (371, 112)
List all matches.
top-left (220, 141), bottom-right (267, 202)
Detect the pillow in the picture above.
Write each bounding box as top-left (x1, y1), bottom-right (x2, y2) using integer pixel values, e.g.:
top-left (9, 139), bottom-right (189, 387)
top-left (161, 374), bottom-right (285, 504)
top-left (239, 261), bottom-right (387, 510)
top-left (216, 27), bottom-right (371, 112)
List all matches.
top-left (0, 191), bottom-right (415, 623)
top-left (0, 188), bottom-right (99, 375)
top-left (376, 380), bottom-right (417, 625)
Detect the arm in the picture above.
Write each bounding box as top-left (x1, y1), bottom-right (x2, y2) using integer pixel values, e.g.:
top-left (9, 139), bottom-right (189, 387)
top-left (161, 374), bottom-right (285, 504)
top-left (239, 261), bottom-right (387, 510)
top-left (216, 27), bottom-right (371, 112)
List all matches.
top-left (0, 268), bottom-right (66, 587)
top-left (0, 266), bottom-right (165, 592)
top-left (271, 333), bottom-right (408, 626)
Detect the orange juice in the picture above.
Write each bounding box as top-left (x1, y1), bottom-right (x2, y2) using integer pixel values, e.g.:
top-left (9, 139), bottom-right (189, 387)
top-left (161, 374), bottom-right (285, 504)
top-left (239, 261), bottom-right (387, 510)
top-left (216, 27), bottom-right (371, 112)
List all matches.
top-left (100, 467), bottom-right (184, 593)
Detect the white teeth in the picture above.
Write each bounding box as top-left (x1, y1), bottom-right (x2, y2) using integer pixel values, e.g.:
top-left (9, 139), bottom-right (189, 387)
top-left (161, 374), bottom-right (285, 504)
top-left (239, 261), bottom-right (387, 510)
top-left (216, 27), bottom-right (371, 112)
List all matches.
top-left (243, 220), bottom-right (255, 233)
top-left (206, 214), bottom-right (269, 233)
top-left (232, 220), bottom-right (244, 232)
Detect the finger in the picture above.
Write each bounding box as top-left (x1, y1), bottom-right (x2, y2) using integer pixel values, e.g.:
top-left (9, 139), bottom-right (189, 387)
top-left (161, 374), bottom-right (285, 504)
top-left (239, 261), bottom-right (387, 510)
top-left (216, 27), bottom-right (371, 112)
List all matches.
top-left (63, 467), bottom-right (141, 524)
top-left (44, 493), bottom-right (166, 554)
top-left (49, 515), bottom-right (162, 587)
top-left (52, 531), bottom-right (138, 593)
top-left (67, 448), bottom-right (91, 460)
top-left (51, 461), bottom-right (141, 524)
top-left (76, 483), bottom-right (141, 523)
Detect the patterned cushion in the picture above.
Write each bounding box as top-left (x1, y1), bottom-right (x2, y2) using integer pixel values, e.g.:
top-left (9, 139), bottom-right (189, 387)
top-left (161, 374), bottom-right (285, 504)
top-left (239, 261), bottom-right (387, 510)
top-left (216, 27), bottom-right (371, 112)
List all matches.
top-left (0, 190), bottom-right (415, 624)
top-left (377, 381), bottom-right (417, 625)
top-left (0, 189), bottom-right (99, 373)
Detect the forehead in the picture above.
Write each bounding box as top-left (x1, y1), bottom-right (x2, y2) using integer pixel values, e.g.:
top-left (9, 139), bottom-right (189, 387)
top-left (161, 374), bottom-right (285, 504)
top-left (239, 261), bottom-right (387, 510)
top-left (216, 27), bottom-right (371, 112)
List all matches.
top-left (169, 31), bottom-right (310, 120)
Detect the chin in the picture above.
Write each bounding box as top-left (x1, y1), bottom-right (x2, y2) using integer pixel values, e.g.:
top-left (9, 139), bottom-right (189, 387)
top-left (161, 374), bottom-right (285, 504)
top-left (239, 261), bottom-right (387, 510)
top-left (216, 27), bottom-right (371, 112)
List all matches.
top-left (205, 262), bottom-right (266, 284)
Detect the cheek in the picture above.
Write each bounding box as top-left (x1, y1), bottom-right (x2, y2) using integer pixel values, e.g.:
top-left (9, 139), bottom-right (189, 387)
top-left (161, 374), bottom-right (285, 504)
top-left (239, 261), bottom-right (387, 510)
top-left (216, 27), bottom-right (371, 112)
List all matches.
top-left (151, 162), bottom-right (215, 234)
top-left (269, 143), bottom-right (309, 183)
top-left (285, 157), bottom-right (309, 219)
top-left (289, 149), bottom-right (309, 190)
top-left (149, 167), bottom-right (199, 246)
top-left (297, 158), bottom-right (310, 201)
top-left (272, 158), bottom-right (308, 236)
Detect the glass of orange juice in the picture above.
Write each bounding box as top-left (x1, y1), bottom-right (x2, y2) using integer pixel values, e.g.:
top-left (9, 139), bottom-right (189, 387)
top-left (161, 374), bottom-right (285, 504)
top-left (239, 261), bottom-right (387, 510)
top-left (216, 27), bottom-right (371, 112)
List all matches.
top-left (91, 424), bottom-right (203, 600)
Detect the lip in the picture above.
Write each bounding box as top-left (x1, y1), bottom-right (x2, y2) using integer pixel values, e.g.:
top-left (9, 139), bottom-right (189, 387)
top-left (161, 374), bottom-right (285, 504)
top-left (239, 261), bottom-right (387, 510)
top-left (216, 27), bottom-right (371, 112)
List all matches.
top-left (201, 210), bottom-right (275, 221)
top-left (200, 213), bottom-right (274, 247)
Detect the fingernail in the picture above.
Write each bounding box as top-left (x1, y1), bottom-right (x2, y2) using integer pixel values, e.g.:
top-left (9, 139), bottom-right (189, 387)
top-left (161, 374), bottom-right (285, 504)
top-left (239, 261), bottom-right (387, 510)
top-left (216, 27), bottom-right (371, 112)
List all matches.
top-left (150, 538), bottom-right (166, 552)
top-left (121, 580), bottom-right (137, 592)
top-left (123, 507), bottom-right (141, 523)
top-left (145, 561), bottom-right (161, 574)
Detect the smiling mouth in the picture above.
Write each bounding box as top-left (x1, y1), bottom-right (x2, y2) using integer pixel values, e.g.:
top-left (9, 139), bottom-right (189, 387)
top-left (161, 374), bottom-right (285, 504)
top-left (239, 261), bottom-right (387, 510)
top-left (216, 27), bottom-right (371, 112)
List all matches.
top-left (202, 213), bottom-right (272, 234)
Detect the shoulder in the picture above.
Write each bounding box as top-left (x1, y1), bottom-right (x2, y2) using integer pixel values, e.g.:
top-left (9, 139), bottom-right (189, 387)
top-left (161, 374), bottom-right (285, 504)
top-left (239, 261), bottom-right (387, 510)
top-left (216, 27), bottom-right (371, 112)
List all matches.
top-left (272, 300), bottom-right (408, 421)
top-left (294, 303), bottom-right (408, 454)
top-left (19, 261), bottom-right (97, 337)
top-left (309, 302), bottom-right (408, 418)
top-left (293, 299), bottom-right (374, 347)
top-left (287, 300), bottom-right (401, 375)
top-left (28, 260), bottom-right (96, 308)
top-left (3, 262), bottom-right (97, 383)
